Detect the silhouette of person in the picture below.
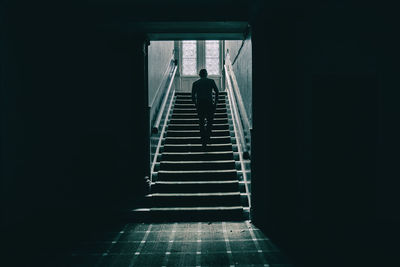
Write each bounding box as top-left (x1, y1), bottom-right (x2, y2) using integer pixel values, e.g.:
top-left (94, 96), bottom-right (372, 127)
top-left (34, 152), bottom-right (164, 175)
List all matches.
top-left (192, 69), bottom-right (219, 148)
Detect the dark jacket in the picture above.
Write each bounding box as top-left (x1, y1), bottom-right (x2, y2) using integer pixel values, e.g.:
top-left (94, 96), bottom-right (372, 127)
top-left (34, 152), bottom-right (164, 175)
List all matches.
top-left (191, 77), bottom-right (219, 105)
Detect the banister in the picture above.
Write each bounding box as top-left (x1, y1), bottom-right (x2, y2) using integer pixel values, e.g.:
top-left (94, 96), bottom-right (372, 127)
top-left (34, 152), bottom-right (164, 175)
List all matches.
top-left (152, 63), bottom-right (177, 133)
top-left (225, 66), bottom-right (247, 153)
top-left (149, 57), bottom-right (175, 109)
top-left (225, 55), bottom-right (251, 133)
top-left (224, 64), bottom-right (252, 209)
top-left (224, 52), bottom-right (251, 156)
top-left (150, 79), bottom-right (176, 183)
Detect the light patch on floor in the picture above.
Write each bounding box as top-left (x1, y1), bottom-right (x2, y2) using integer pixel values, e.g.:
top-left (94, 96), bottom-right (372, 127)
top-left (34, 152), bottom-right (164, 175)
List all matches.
top-left (68, 221), bottom-right (294, 266)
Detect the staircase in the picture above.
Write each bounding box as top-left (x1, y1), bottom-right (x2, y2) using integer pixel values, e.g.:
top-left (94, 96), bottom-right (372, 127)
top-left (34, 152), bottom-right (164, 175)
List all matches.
top-left (132, 91), bottom-right (249, 221)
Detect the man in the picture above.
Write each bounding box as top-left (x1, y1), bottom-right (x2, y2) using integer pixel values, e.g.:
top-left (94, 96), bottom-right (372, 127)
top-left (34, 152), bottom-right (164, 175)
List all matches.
top-left (191, 69), bottom-right (219, 149)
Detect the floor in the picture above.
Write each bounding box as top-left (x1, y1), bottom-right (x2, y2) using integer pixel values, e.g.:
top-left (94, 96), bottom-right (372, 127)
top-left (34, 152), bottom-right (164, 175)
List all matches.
top-left (65, 221), bottom-right (293, 266)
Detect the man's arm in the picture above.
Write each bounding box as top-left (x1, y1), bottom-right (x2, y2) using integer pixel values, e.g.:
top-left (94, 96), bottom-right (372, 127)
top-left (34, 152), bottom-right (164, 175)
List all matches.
top-left (212, 80), bottom-right (219, 106)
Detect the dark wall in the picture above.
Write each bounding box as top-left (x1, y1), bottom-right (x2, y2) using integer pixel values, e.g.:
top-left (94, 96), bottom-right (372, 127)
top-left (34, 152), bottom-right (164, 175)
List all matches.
top-left (1, 1), bottom-right (398, 266)
top-left (1, 2), bottom-right (149, 260)
top-left (1, 0), bottom-right (250, 250)
top-left (251, 4), bottom-right (399, 267)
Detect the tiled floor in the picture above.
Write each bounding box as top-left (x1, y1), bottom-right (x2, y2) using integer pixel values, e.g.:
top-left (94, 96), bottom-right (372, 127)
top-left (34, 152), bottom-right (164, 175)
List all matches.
top-left (66, 221), bottom-right (293, 266)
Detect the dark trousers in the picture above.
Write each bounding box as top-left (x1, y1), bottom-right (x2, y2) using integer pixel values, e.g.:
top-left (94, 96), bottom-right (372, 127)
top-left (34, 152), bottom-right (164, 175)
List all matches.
top-left (196, 101), bottom-right (215, 144)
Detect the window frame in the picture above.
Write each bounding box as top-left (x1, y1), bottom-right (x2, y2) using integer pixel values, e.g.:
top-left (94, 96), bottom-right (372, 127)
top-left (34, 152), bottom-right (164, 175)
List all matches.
top-left (179, 40), bottom-right (223, 78)
top-left (180, 40), bottom-right (198, 76)
top-left (205, 40), bottom-right (221, 76)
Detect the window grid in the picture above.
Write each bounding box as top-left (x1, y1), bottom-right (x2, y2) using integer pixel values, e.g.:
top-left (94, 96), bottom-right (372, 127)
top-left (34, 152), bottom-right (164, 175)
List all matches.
top-left (205, 41), bottom-right (220, 75)
top-left (182, 41), bottom-right (197, 76)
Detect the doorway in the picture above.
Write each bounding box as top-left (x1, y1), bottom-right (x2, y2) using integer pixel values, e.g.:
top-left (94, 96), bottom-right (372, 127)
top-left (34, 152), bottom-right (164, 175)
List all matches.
top-left (143, 27), bottom-right (252, 220)
top-left (176, 40), bottom-right (224, 92)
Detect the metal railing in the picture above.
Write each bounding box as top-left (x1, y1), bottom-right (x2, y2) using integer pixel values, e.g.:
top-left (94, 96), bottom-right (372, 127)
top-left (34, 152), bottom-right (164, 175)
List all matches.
top-left (224, 52), bottom-right (252, 209)
top-left (150, 59), bottom-right (178, 133)
top-left (150, 62), bottom-right (177, 182)
top-left (224, 53), bottom-right (252, 156)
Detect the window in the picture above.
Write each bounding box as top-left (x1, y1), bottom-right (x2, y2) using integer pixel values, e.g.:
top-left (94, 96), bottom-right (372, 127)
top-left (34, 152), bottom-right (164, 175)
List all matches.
top-left (182, 41), bottom-right (197, 76)
top-left (205, 41), bottom-right (220, 75)
top-left (181, 41), bottom-right (221, 76)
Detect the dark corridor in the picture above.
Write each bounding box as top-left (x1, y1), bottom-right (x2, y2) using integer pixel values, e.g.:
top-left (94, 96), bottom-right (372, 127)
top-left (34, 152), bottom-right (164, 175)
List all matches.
top-left (2, 1), bottom-right (399, 267)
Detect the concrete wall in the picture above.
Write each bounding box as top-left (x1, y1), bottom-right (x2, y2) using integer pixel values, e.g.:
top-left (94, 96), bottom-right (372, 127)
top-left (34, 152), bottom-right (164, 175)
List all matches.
top-left (225, 39), bottom-right (252, 125)
top-left (148, 41), bottom-right (175, 132)
top-left (148, 41), bottom-right (174, 106)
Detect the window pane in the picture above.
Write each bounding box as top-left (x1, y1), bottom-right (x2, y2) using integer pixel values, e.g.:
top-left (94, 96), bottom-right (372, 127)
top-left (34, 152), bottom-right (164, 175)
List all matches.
top-left (182, 41), bottom-right (197, 75)
top-left (182, 58), bottom-right (197, 76)
top-left (206, 58), bottom-right (220, 75)
top-left (205, 41), bottom-right (220, 75)
top-left (206, 41), bottom-right (220, 57)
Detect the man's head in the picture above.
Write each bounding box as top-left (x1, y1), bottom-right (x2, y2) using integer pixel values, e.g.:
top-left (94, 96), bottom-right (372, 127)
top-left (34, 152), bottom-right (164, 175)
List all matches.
top-left (199, 69), bottom-right (208, 78)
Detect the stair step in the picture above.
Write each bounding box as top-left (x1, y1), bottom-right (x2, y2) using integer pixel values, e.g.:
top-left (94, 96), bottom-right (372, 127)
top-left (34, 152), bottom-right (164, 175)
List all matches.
top-left (157, 169), bottom-right (237, 181)
top-left (146, 192), bottom-right (241, 207)
top-left (169, 118), bottom-right (228, 124)
top-left (129, 206), bottom-right (243, 222)
top-left (164, 136), bottom-right (231, 144)
top-left (132, 89), bottom-right (249, 222)
top-left (175, 95), bottom-right (226, 99)
top-left (151, 180), bottom-right (239, 193)
top-left (167, 124), bottom-right (229, 131)
top-left (174, 103), bottom-right (226, 109)
top-left (171, 113), bottom-right (228, 119)
top-left (161, 151), bottom-right (234, 161)
top-left (175, 99), bottom-right (226, 104)
top-left (166, 129), bottom-right (230, 137)
top-left (173, 108), bottom-right (227, 113)
top-left (175, 92), bottom-right (227, 96)
top-left (162, 143), bottom-right (233, 152)
top-left (159, 160), bottom-right (235, 171)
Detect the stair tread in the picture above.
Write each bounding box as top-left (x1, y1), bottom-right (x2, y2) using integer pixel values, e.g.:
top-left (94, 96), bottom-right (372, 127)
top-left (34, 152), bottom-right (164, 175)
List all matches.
top-left (153, 180), bottom-right (238, 185)
top-left (172, 113), bottom-right (227, 115)
top-left (162, 151), bottom-right (233, 155)
top-left (160, 160), bottom-right (235, 164)
top-left (168, 123), bottom-right (229, 127)
top-left (152, 206), bottom-right (242, 211)
top-left (147, 192), bottom-right (241, 197)
top-left (169, 119), bottom-right (228, 121)
top-left (167, 129), bottom-right (229, 132)
top-left (158, 169), bottom-right (236, 173)
top-left (163, 143), bottom-right (232, 147)
top-left (173, 108), bottom-right (227, 110)
top-left (134, 206), bottom-right (243, 212)
top-left (165, 136), bottom-right (230, 139)
top-left (173, 110), bottom-right (227, 112)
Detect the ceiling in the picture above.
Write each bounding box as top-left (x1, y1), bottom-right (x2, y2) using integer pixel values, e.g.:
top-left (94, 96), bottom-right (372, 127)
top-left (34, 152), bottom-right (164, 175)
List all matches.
top-left (106, 21), bottom-right (249, 40)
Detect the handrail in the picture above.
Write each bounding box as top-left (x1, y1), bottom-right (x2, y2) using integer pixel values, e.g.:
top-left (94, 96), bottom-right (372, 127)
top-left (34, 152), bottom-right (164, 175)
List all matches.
top-left (224, 54), bottom-right (251, 156)
top-left (149, 57), bottom-right (175, 109)
top-left (152, 63), bottom-right (177, 133)
top-left (224, 64), bottom-right (251, 209)
top-left (150, 76), bottom-right (177, 182)
top-left (225, 55), bottom-right (252, 134)
top-left (225, 66), bottom-right (247, 154)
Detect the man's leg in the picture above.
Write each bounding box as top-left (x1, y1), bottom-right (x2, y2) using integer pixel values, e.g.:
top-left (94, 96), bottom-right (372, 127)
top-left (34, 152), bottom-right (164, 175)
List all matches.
top-left (198, 112), bottom-right (207, 147)
top-left (205, 108), bottom-right (214, 143)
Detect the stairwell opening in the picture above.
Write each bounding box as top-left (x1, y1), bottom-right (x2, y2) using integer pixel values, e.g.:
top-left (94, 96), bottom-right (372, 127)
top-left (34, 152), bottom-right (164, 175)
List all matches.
top-left (141, 35), bottom-right (252, 221)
